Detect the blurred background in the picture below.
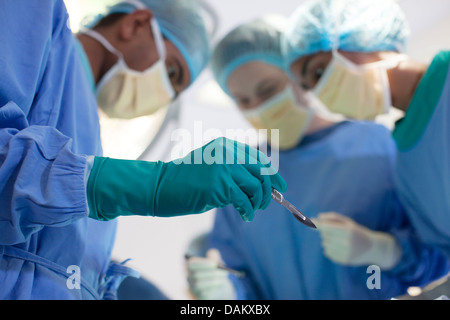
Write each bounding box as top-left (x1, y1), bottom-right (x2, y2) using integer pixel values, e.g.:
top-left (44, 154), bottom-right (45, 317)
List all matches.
top-left (64, 0), bottom-right (450, 299)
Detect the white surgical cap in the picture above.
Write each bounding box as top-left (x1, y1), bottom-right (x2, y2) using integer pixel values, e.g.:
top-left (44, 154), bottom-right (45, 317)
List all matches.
top-left (282, 0), bottom-right (410, 69)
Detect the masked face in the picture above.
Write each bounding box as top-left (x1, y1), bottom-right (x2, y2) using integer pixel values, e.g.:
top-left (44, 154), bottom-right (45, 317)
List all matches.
top-left (241, 84), bottom-right (314, 150)
top-left (83, 19), bottom-right (176, 119)
top-left (227, 62), bottom-right (314, 150)
top-left (312, 51), bottom-right (407, 120)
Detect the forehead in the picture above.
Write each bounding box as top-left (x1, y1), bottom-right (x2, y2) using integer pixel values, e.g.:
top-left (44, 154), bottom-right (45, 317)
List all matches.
top-left (227, 61), bottom-right (287, 95)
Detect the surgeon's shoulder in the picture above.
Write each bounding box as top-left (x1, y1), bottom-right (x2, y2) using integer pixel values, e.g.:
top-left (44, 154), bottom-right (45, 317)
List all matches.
top-left (338, 120), bottom-right (390, 135)
top-left (342, 120), bottom-right (397, 151)
top-left (50, 0), bottom-right (74, 39)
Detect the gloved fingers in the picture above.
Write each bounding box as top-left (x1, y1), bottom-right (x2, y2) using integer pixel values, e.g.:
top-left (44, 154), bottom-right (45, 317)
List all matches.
top-left (214, 137), bottom-right (259, 166)
top-left (188, 272), bottom-right (229, 290)
top-left (187, 252), bottom-right (228, 273)
top-left (232, 162), bottom-right (272, 211)
top-left (187, 265), bottom-right (228, 284)
top-left (321, 237), bottom-right (351, 252)
top-left (318, 217), bottom-right (374, 250)
top-left (206, 248), bottom-right (223, 263)
top-left (319, 231), bottom-right (355, 261)
top-left (228, 174), bottom-right (260, 221)
top-left (323, 249), bottom-right (352, 265)
top-left (191, 281), bottom-right (232, 300)
top-left (321, 240), bottom-right (353, 263)
top-left (268, 171), bottom-right (287, 194)
top-left (187, 251), bottom-right (226, 276)
top-left (316, 212), bottom-right (354, 226)
top-left (242, 143), bottom-right (287, 193)
top-left (254, 167), bottom-right (272, 211)
top-left (232, 139), bottom-right (287, 197)
top-left (187, 259), bottom-right (221, 272)
top-left (320, 229), bottom-right (375, 265)
top-left (236, 167), bottom-right (265, 213)
top-left (191, 286), bottom-right (219, 300)
top-left (187, 266), bottom-right (231, 300)
top-left (188, 270), bottom-right (229, 288)
top-left (321, 233), bottom-right (352, 252)
top-left (229, 143), bottom-right (274, 211)
top-left (315, 222), bottom-right (354, 240)
top-left (322, 245), bottom-right (345, 260)
top-left (221, 137), bottom-right (286, 210)
top-left (317, 211), bottom-right (341, 218)
top-left (230, 138), bottom-right (267, 166)
top-left (314, 213), bottom-right (359, 241)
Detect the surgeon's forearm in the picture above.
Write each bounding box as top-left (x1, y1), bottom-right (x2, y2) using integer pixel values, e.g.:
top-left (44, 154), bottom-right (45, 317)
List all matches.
top-left (86, 156), bottom-right (163, 221)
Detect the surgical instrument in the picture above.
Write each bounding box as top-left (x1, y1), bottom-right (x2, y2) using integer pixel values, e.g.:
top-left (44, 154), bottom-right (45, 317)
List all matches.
top-left (272, 188), bottom-right (316, 229)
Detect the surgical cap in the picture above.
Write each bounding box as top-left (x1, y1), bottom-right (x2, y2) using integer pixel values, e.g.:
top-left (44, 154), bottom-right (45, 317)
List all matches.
top-left (282, 0), bottom-right (410, 69)
top-left (90, 0), bottom-right (211, 85)
top-left (211, 15), bottom-right (288, 96)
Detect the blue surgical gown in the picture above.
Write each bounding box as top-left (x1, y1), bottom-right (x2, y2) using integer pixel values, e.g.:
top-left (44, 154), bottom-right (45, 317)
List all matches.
top-left (0, 0), bottom-right (131, 299)
top-left (393, 51), bottom-right (450, 257)
top-left (208, 121), bottom-right (450, 300)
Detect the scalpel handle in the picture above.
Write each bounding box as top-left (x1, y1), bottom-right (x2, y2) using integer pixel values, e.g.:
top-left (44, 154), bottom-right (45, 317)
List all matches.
top-left (271, 188), bottom-right (284, 203)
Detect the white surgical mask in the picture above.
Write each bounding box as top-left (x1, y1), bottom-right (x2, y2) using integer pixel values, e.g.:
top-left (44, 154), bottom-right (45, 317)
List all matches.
top-left (83, 18), bottom-right (175, 119)
top-left (313, 50), bottom-right (407, 120)
top-left (242, 85), bottom-right (314, 150)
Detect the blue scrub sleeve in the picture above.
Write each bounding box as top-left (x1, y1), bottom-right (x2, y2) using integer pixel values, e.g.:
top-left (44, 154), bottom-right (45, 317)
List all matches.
top-left (388, 227), bottom-right (450, 285)
top-left (376, 192), bottom-right (450, 285)
top-left (0, 1), bottom-right (92, 245)
top-left (373, 176), bottom-right (450, 286)
top-left (0, 102), bottom-right (89, 245)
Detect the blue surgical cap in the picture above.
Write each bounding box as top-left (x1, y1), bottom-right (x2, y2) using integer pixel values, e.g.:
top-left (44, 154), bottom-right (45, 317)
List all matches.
top-left (91, 0), bottom-right (211, 85)
top-left (282, 0), bottom-right (410, 69)
top-left (211, 15), bottom-right (288, 96)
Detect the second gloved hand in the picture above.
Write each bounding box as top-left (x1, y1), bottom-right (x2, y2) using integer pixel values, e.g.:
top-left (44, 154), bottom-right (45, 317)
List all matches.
top-left (313, 212), bottom-right (402, 270)
top-left (87, 137), bottom-right (287, 221)
top-left (187, 249), bottom-right (237, 300)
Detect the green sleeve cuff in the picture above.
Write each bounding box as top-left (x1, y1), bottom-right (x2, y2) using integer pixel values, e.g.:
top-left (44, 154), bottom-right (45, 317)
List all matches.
top-left (393, 51), bottom-right (450, 151)
top-left (87, 156), bottom-right (164, 221)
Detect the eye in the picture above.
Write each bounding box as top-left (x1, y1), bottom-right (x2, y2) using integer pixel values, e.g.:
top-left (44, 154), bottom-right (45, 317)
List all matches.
top-left (315, 67), bottom-right (325, 81)
top-left (259, 86), bottom-right (277, 100)
top-left (167, 62), bottom-right (178, 82)
top-left (300, 82), bottom-right (310, 91)
top-left (297, 70), bottom-right (312, 90)
top-left (239, 97), bottom-right (250, 107)
top-left (303, 65), bottom-right (325, 90)
top-left (257, 79), bottom-right (282, 100)
top-left (166, 58), bottom-right (184, 92)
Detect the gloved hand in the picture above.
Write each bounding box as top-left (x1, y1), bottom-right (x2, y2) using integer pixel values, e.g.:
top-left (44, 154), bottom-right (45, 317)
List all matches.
top-left (87, 137), bottom-right (286, 221)
top-left (187, 249), bottom-right (237, 300)
top-left (313, 212), bottom-right (402, 270)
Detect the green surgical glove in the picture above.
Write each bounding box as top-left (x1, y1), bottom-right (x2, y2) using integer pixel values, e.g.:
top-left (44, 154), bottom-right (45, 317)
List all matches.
top-left (87, 137), bottom-right (287, 221)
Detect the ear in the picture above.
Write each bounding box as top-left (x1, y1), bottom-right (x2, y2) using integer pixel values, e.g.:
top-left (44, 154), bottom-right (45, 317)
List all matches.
top-left (119, 9), bottom-right (154, 41)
